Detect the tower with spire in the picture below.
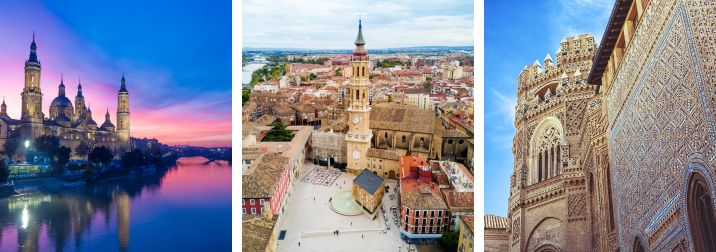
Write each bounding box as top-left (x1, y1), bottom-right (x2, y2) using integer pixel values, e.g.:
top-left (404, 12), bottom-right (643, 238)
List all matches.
top-left (21, 33), bottom-right (44, 138)
top-left (73, 78), bottom-right (86, 121)
top-left (345, 20), bottom-right (373, 175)
top-left (0, 98), bottom-right (8, 118)
top-left (117, 74), bottom-right (130, 144)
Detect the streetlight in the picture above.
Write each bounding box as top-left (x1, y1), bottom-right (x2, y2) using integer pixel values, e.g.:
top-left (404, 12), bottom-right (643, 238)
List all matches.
top-left (24, 140), bottom-right (29, 149)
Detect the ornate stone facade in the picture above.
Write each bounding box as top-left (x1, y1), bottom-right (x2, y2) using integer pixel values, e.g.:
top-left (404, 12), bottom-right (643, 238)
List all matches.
top-left (505, 0), bottom-right (716, 251)
top-left (0, 35), bottom-right (130, 158)
top-left (508, 34), bottom-right (597, 252)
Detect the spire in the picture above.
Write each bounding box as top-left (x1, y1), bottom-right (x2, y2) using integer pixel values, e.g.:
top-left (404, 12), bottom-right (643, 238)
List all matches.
top-left (354, 19), bottom-right (365, 45)
top-left (28, 32), bottom-right (39, 63)
top-left (105, 108), bottom-right (111, 121)
top-left (544, 53), bottom-right (553, 62)
top-left (352, 19), bottom-right (368, 58)
top-left (0, 97), bottom-right (6, 116)
top-left (119, 74), bottom-right (128, 93)
top-left (58, 75), bottom-right (66, 97)
top-left (76, 78), bottom-right (84, 98)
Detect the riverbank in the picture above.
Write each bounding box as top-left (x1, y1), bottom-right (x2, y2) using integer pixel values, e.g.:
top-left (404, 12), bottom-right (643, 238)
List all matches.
top-left (3, 156), bottom-right (180, 197)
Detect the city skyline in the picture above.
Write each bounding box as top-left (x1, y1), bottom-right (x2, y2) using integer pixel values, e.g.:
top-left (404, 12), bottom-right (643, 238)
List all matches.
top-left (243, 0), bottom-right (473, 49)
top-left (0, 1), bottom-right (231, 147)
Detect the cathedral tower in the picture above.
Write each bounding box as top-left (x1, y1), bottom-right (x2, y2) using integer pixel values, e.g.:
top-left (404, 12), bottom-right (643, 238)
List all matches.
top-left (345, 20), bottom-right (372, 175)
top-left (21, 33), bottom-right (44, 138)
top-left (74, 79), bottom-right (85, 121)
top-left (117, 74), bottom-right (130, 144)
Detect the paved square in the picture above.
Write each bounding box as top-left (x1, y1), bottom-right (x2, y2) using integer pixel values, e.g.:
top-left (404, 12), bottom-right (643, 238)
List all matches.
top-left (301, 166), bottom-right (341, 186)
top-left (277, 162), bottom-right (412, 252)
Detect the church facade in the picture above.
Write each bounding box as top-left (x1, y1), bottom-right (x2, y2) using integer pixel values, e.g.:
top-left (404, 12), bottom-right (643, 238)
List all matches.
top-left (506, 0), bottom-right (716, 251)
top-left (0, 35), bottom-right (131, 159)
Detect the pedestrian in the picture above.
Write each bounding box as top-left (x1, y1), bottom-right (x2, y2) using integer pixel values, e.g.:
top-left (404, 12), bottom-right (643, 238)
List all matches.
top-left (298, 242), bottom-right (301, 247)
top-left (362, 234), bottom-right (364, 239)
top-left (350, 221), bottom-right (352, 226)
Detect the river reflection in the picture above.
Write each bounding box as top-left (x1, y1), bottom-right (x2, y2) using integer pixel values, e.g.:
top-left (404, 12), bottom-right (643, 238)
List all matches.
top-left (0, 157), bottom-right (231, 252)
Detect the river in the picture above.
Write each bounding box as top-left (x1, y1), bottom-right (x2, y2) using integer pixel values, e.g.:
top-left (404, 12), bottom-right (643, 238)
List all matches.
top-left (0, 156), bottom-right (231, 252)
top-left (242, 63), bottom-right (266, 86)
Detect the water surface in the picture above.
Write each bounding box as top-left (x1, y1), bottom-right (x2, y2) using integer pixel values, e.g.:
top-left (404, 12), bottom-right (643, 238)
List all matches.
top-left (0, 157), bottom-right (231, 252)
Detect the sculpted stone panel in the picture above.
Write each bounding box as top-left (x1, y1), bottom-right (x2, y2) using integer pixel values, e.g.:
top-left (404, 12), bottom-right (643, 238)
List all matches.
top-left (526, 217), bottom-right (564, 252)
top-left (608, 1), bottom-right (716, 248)
top-left (568, 192), bottom-right (586, 219)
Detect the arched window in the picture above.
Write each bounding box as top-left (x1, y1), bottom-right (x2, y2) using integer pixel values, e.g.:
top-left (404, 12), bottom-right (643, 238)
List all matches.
top-left (632, 237), bottom-right (646, 252)
top-left (384, 132), bottom-right (388, 139)
top-left (529, 118), bottom-right (565, 184)
top-left (687, 171), bottom-right (716, 252)
top-left (401, 135), bottom-right (406, 143)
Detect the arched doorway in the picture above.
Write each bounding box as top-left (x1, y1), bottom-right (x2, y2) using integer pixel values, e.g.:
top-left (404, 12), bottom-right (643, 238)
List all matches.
top-left (632, 237), bottom-right (646, 252)
top-left (388, 170), bottom-right (396, 179)
top-left (687, 171), bottom-right (716, 252)
top-left (534, 244), bottom-right (560, 252)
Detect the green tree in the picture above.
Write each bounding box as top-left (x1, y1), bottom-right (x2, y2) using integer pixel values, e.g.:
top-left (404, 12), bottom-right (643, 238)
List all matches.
top-left (0, 160), bottom-right (8, 183)
top-left (242, 88), bottom-right (251, 105)
top-left (75, 142), bottom-right (91, 159)
top-left (263, 122), bottom-right (295, 142)
top-left (121, 149), bottom-right (145, 169)
top-left (34, 135), bottom-right (60, 154)
top-left (310, 73), bottom-right (318, 80)
top-left (31, 136), bottom-right (70, 174)
top-left (437, 231), bottom-right (459, 251)
top-left (335, 69), bottom-right (342, 76)
top-left (89, 146), bottom-right (113, 166)
top-left (2, 140), bottom-right (18, 161)
top-left (54, 146), bottom-right (71, 174)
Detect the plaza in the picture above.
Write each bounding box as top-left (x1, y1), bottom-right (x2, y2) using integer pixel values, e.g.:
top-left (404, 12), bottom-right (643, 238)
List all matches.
top-left (277, 162), bottom-right (413, 252)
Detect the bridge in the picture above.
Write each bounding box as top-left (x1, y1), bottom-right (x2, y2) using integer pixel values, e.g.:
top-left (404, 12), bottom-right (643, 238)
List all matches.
top-left (174, 147), bottom-right (232, 165)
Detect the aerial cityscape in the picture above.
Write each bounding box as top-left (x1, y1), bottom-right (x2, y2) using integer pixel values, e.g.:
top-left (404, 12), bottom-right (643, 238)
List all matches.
top-left (0, 1), bottom-right (231, 251)
top-left (486, 0), bottom-right (716, 251)
top-left (241, 1), bottom-right (475, 250)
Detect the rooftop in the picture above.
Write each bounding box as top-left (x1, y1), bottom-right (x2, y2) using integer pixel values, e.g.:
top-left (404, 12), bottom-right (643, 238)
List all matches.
top-left (354, 168), bottom-right (385, 195)
top-left (242, 153), bottom-right (288, 198)
top-left (370, 103), bottom-right (435, 134)
top-left (484, 214), bottom-right (509, 230)
top-left (400, 178), bottom-right (447, 210)
top-left (242, 215), bottom-right (278, 252)
top-left (460, 215), bottom-right (475, 233)
top-left (441, 189), bottom-right (474, 212)
top-left (366, 148), bottom-right (402, 161)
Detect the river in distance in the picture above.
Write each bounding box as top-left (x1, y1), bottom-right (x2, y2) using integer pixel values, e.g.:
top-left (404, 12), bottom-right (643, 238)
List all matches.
top-left (0, 156), bottom-right (231, 252)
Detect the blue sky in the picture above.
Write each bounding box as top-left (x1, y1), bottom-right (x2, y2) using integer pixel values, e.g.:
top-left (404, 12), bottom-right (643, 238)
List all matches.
top-left (484, 0), bottom-right (612, 216)
top-left (243, 0), bottom-right (473, 49)
top-left (0, 0), bottom-right (231, 146)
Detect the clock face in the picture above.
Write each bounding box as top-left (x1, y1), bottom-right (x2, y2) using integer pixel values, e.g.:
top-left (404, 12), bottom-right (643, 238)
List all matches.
top-left (352, 116), bottom-right (361, 125)
top-left (352, 149), bottom-right (361, 160)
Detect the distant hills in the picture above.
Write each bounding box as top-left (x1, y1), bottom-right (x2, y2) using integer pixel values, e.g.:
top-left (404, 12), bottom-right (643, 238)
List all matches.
top-left (242, 46), bottom-right (473, 55)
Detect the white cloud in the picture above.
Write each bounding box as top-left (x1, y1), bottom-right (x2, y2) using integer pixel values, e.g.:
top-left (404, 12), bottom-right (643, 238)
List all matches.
top-left (551, 0), bottom-right (612, 44)
top-left (242, 0), bottom-right (473, 49)
top-left (490, 88), bottom-right (516, 127)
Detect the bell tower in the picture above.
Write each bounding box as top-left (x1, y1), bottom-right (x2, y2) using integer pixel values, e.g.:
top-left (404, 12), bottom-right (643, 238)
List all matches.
top-left (21, 33), bottom-right (43, 139)
top-left (346, 20), bottom-right (373, 175)
top-left (117, 74), bottom-right (130, 145)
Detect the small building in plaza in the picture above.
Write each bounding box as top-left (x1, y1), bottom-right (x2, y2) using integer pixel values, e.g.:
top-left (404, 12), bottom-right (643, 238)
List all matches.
top-left (458, 215), bottom-right (474, 252)
top-left (352, 168), bottom-right (385, 215)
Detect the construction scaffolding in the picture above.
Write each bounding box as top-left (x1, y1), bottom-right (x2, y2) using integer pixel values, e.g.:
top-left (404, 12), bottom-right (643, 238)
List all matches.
top-left (310, 130), bottom-right (347, 168)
